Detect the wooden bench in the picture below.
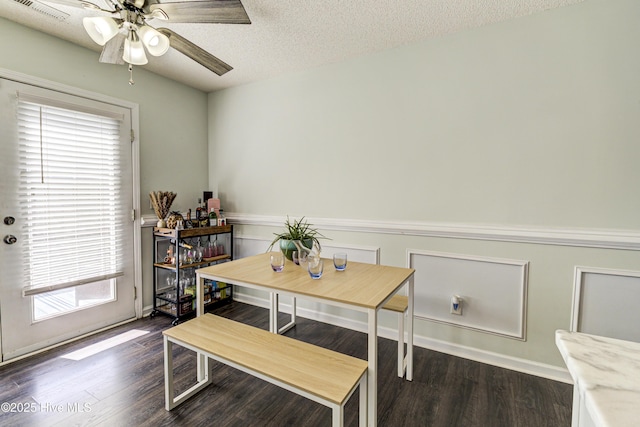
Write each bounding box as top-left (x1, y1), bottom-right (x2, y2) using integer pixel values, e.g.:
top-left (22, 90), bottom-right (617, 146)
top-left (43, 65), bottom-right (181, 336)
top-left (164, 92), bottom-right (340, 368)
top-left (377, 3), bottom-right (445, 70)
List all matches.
top-left (382, 295), bottom-right (411, 379)
top-left (272, 293), bottom-right (413, 380)
top-left (163, 314), bottom-right (368, 426)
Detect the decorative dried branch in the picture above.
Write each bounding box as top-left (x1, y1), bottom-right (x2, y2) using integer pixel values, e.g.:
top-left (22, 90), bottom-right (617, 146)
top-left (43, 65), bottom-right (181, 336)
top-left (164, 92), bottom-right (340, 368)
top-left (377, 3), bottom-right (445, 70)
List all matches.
top-left (149, 191), bottom-right (176, 220)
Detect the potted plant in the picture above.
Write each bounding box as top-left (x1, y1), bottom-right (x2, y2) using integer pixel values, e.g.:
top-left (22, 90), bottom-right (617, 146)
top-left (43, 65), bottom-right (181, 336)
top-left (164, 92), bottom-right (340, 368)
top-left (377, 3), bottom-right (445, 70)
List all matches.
top-left (268, 216), bottom-right (327, 260)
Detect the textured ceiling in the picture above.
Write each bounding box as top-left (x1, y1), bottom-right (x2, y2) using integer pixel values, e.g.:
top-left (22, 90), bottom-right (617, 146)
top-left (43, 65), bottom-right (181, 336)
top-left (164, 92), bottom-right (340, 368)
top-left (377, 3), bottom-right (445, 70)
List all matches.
top-left (0, 0), bottom-right (584, 92)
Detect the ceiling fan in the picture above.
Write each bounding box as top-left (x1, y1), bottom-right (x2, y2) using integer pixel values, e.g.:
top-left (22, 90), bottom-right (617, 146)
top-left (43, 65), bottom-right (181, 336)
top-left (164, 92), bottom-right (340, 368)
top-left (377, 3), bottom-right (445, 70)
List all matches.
top-left (36, 0), bottom-right (251, 83)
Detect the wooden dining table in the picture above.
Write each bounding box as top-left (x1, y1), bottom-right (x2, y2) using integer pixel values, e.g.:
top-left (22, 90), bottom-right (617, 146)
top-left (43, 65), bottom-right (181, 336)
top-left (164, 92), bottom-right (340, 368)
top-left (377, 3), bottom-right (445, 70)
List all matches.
top-left (196, 252), bottom-right (415, 427)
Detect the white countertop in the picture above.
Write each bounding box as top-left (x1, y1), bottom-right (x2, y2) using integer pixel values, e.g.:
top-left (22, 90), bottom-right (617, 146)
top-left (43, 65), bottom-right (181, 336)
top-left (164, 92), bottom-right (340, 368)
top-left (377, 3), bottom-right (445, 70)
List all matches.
top-left (555, 330), bottom-right (640, 427)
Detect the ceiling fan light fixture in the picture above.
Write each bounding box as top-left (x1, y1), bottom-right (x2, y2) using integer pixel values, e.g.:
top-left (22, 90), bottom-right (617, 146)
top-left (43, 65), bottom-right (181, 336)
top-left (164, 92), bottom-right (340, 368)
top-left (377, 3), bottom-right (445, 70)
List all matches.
top-left (123, 30), bottom-right (148, 65)
top-left (138, 25), bottom-right (170, 56)
top-left (82, 16), bottom-right (119, 46)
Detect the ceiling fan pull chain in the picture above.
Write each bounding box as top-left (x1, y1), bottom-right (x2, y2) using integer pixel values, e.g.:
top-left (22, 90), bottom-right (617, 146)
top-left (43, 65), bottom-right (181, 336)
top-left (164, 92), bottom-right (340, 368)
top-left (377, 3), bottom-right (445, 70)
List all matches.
top-left (128, 64), bottom-right (135, 85)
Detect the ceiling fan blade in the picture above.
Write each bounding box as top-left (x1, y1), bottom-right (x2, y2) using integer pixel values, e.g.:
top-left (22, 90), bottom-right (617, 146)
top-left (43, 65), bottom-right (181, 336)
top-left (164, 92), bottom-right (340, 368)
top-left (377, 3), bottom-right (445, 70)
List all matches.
top-left (150, 0), bottom-right (250, 24)
top-left (99, 33), bottom-right (126, 65)
top-left (157, 28), bottom-right (232, 76)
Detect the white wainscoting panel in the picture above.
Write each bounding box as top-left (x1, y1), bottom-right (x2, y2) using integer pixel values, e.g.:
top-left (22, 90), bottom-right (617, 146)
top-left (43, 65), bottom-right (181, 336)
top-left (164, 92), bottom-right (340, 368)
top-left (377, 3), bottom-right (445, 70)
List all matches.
top-left (233, 236), bottom-right (271, 259)
top-left (409, 250), bottom-right (529, 340)
top-left (318, 243), bottom-right (379, 264)
top-left (571, 267), bottom-right (640, 343)
top-left (233, 235), bottom-right (379, 265)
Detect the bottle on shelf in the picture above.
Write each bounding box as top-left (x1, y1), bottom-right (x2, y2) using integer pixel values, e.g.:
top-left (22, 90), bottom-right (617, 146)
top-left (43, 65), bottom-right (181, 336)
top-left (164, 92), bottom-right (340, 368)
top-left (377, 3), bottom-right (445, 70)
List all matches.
top-left (208, 207), bottom-right (217, 227)
top-left (195, 198), bottom-right (202, 223)
top-left (185, 209), bottom-right (194, 229)
top-left (200, 198), bottom-right (209, 228)
top-left (217, 209), bottom-right (226, 226)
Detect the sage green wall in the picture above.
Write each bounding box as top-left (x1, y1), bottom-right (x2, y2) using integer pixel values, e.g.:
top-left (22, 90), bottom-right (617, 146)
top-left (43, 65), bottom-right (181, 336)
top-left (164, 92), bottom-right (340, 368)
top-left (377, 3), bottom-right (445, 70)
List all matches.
top-left (0, 17), bottom-right (209, 309)
top-left (208, 0), bottom-right (640, 369)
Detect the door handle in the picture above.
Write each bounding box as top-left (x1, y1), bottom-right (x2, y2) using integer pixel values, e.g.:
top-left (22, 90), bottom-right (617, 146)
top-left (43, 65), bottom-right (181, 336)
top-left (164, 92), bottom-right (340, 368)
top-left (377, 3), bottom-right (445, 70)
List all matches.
top-left (3, 235), bottom-right (17, 245)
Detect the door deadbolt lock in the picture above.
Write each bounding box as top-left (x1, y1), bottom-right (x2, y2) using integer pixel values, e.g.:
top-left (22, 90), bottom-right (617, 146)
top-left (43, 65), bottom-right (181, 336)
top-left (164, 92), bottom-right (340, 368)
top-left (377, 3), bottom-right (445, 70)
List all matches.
top-left (4, 235), bottom-right (17, 245)
top-left (4, 216), bottom-right (15, 225)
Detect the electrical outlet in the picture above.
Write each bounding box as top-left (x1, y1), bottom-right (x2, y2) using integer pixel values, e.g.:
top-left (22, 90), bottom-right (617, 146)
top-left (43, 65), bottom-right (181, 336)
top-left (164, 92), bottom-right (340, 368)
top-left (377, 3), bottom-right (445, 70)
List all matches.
top-left (450, 295), bottom-right (462, 315)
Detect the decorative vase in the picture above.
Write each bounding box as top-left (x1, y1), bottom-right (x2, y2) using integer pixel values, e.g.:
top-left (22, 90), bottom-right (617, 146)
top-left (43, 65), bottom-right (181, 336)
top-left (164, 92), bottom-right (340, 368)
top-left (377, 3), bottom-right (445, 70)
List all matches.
top-left (279, 238), bottom-right (313, 261)
top-left (166, 211), bottom-right (184, 229)
top-left (157, 218), bottom-right (166, 228)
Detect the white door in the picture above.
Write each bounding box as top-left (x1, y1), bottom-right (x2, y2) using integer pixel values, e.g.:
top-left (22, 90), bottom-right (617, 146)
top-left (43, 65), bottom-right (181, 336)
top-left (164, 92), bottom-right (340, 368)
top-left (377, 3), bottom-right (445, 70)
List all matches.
top-left (0, 78), bottom-right (137, 361)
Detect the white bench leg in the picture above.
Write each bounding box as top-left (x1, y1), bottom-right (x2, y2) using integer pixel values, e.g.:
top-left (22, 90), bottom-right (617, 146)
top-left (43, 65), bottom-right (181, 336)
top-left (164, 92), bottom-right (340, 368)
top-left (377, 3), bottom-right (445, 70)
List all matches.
top-left (164, 337), bottom-right (212, 411)
top-left (359, 371), bottom-right (368, 427)
top-left (397, 310), bottom-right (405, 378)
top-left (164, 336), bottom-right (175, 411)
top-left (331, 372), bottom-right (367, 427)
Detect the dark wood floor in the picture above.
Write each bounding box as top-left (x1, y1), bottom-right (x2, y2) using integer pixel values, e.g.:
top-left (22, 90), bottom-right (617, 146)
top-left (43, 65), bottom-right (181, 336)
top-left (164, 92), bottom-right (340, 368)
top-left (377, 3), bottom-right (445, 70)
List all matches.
top-left (0, 302), bottom-right (572, 426)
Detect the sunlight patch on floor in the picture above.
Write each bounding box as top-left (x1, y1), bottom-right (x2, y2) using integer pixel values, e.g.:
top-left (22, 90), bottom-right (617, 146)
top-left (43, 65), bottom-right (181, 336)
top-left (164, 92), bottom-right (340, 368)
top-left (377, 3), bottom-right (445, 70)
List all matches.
top-left (60, 329), bottom-right (150, 361)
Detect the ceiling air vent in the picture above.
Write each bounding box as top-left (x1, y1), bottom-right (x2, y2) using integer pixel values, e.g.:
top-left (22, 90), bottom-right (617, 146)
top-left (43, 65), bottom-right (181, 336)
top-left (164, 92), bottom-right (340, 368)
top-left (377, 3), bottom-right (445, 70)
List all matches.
top-left (12, 0), bottom-right (69, 21)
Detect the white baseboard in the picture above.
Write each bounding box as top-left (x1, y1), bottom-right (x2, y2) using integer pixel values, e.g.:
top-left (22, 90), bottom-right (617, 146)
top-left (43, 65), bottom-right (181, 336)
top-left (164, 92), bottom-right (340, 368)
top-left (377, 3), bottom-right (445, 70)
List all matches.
top-left (233, 292), bottom-right (572, 384)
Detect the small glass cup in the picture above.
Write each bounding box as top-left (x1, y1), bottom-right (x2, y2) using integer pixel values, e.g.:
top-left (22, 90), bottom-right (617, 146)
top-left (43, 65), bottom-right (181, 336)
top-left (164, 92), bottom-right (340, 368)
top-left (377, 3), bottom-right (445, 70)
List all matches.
top-left (270, 252), bottom-right (285, 272)
top-left (308, 256), bottom-right (324, 279)
top-left (297, 251), bottom-right (309, 269)
top-left (292, 251), bottom-right (301, 265)
top-left (333, 252), bottom-right (347, 271)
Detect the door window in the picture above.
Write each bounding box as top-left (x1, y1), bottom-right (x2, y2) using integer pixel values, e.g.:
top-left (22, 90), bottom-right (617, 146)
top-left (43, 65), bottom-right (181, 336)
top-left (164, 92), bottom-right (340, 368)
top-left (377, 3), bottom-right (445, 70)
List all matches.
top-left (16, 95), bottom-right (126, 320)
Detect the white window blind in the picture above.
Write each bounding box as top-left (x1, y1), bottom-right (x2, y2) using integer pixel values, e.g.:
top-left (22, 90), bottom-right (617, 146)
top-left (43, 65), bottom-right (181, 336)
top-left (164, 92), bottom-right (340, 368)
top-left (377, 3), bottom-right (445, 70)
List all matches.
top-left (17, 98), bottom-right (126, 296)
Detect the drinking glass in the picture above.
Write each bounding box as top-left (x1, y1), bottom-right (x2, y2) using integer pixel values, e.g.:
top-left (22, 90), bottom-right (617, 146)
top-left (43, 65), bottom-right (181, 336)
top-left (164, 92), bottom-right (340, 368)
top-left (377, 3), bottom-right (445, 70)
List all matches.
top-left (308, 256), bottom-right (324, 279)
top-left (195, 241), bottom-right (203, 262)
top-left (166, 275), bottom-right (176, 288)
top-left (204, 239), bottom-right (213, 258)
top-left (270, 252), bottom-right (285, 272)
top-left (292, 251), bottom-right (300, 265)
top-left (333, 253), bottom-right (347, 271)
top-left (298, 251), bottom-right (309, 269)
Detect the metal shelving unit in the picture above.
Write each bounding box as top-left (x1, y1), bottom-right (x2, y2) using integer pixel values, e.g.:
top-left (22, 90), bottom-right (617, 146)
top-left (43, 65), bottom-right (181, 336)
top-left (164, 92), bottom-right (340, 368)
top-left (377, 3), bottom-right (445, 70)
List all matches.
top-left (151, 225), bottom-right (233, 325)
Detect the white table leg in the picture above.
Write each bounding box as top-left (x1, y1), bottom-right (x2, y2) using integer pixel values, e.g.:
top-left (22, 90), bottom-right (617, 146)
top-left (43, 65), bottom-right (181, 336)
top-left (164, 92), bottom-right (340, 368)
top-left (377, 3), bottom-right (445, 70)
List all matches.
top-left (291, 296), bottom-right (297, 325)
top-left (269, 293), bottom-right (278, 333)
top-left (196, 274), bottom-right (205, 317)
top-left (164, 336), bottom-right (174, 410)
top-left (195, 274), bottom-right (207, 377)
top-left (367, 308), bottom-right (377, 427)
top-left (332, 404), bottom-right (344, 427)
top-left (398, 309), bottom-right (405, 378)
top-left (407, 276), bottom-right (414, 381)
top-left (277, 295), bottom-right (297, 334)
top-left (196, 350), bottom-right (210, 383)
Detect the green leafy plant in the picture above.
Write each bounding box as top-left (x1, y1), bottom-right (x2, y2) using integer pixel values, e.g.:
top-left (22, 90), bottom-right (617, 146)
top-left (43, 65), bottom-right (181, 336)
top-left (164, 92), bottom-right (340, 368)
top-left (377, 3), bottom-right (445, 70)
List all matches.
top-left (268, 216), bottom-right (327, 255)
